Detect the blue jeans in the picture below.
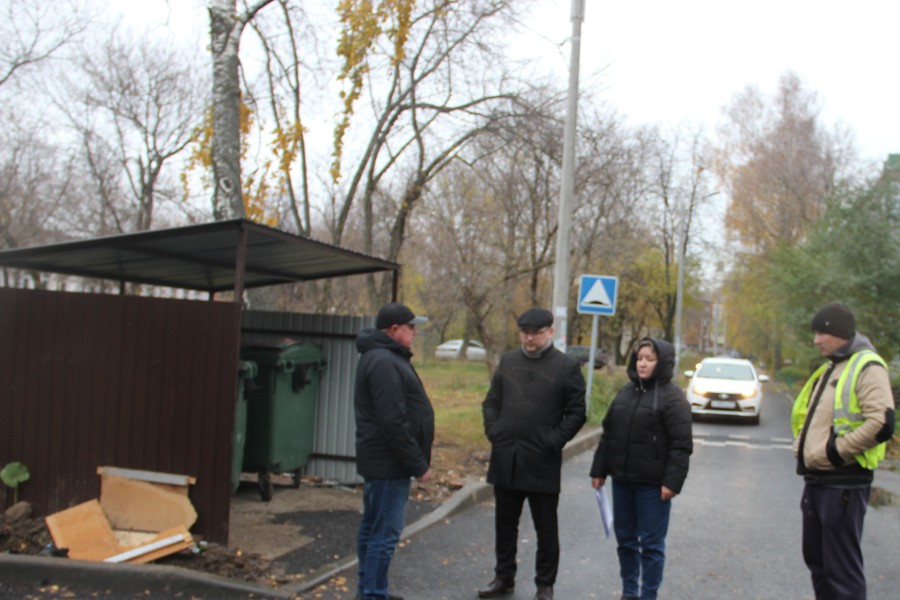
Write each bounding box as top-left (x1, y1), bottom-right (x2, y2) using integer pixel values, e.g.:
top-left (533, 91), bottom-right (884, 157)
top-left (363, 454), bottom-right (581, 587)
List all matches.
top-left (612, 480), bottom-right (672, 600)
top-left (357, 478), bottom-right (411, 600)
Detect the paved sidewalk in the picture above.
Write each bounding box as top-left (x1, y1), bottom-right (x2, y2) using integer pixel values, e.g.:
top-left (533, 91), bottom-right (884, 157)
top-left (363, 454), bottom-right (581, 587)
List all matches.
top-left (284, 427), bottom-right (602, 596)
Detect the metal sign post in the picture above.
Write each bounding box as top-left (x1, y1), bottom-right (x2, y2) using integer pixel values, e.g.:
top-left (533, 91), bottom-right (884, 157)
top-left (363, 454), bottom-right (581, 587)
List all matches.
top-left (577, 275), bottom-right (619, 409)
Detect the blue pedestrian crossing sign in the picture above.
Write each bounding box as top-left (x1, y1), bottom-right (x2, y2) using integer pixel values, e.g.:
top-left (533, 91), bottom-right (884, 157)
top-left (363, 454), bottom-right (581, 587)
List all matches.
top-left (577, 275), bottom-right (618, 316)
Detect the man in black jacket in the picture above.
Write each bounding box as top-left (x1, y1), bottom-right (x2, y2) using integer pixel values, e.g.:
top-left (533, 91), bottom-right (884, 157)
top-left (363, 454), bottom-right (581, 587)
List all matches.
top-left (478, 308), bottom-right (587, 600)
top-left (354, 302), bottom-right (434, 600)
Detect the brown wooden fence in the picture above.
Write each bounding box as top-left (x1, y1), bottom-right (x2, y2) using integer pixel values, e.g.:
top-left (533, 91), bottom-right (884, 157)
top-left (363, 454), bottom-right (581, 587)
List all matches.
top-left (0, 288), bottom-right (240, 543)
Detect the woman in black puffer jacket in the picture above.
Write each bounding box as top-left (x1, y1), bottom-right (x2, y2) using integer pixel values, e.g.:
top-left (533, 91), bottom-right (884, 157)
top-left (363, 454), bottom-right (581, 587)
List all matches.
top-left (590, 337), bottom-right (692, 600)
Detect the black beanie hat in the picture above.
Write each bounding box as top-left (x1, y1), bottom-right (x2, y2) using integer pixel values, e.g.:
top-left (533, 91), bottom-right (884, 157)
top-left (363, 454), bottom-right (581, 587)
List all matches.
top-left (811, 303), bottom-right (856, 339)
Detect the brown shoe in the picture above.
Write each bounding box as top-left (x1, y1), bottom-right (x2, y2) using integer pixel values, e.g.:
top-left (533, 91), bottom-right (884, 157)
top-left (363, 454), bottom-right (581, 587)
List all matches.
top-left (477, 579), bottom-right (515, 598)
top-left (534, 585), bottom-right (553, 600)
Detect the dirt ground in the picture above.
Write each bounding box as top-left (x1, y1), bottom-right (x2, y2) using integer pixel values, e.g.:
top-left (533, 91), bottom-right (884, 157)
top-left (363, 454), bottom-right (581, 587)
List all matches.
top-left (0, 438), bottom-right (490, 590)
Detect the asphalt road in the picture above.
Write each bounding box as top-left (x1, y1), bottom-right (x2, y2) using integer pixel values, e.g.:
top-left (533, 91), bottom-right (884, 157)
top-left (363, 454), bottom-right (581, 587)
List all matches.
top-left (300, 389), bottom-right (900, 600)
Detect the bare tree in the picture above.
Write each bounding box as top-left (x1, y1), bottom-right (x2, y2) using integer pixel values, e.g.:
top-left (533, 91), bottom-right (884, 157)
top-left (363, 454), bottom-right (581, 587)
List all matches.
top-left (324, 0), bottom-right (521, 305)
top-left (0, 0), bottom-right (91, 276)
top-left (409, 90), bottom-right (665, 361)
top-left (413, 167), bottom-right (492, 350)
top-left (246, 0), bottom-right (329, 235)
top-left (62, 32), bottom-right (206, 232)
top-left (0, 0), bottom-right (91, 92)
top-left (0, 126), bottom-right (75, 250)
top-left (406, 95), bottom-right (561, 360)
top-left (566, 109), bottom-right (650, 346)
top-left (641, 126), bottom-right (716, 341)
top-left (0, 111), bottom-right (107, 290)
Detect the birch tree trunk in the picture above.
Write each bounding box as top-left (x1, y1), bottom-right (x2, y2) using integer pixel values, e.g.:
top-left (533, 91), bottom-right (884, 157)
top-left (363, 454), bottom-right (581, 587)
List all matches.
top-left (208, 0), bottom-right (275, 220)
top-left (209, 0), bottom-right (244, 219)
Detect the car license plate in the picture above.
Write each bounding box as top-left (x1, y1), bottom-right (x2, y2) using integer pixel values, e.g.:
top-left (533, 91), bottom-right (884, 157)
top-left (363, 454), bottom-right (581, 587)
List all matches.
top-left (711, 400), bottom-right (736, 409)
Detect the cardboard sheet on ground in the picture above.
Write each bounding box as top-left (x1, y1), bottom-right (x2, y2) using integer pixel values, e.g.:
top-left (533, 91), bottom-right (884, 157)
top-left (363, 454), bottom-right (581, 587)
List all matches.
top-left (97, 466), bottom-right (197, 531)
top-left (44, 467), bottom-right (197, 564)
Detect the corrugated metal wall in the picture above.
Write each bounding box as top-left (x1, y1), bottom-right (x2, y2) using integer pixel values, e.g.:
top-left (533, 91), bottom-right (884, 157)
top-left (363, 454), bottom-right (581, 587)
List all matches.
top-left (241, 310), bottom-right (372, 484)
top-left (0, 288), bottom-right (240, 543)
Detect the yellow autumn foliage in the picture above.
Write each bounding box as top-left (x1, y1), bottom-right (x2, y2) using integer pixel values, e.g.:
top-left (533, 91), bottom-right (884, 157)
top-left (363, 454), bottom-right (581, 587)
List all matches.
top-left (182, 100), bottom-right (278, 226)
top-left (332, 0), bottom-right (414, 182)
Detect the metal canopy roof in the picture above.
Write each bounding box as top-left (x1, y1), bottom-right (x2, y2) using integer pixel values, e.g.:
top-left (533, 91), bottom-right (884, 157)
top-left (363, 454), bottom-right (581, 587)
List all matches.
top-left (0, 219), bottom-right (399, 294)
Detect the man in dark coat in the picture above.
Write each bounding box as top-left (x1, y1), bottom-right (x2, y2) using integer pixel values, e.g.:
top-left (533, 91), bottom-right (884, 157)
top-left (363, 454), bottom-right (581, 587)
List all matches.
top-left (354, 302), bottom-right (434, 600)
top-left (478, 308), bottom-right (587, 600)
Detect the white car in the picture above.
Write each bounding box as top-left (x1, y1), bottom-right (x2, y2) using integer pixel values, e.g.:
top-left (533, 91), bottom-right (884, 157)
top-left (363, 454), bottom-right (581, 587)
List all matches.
top-left (434, 339), bottom-right (487, 361)
top-left (684, 357), bottom-right (769, 424)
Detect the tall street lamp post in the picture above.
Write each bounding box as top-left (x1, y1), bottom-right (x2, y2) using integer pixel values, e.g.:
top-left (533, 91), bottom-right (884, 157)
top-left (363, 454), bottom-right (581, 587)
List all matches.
top-left (551, 0), bottom-right (585, 351)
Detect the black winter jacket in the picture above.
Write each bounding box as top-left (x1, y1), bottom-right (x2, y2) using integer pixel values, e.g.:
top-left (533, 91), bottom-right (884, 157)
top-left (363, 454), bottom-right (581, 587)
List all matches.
top-left (483, 344), bottom-right (587, 493)
top-left (354, 328), bottom-right (434, 480)
top-left (589, 338), bottom-right (692, 493)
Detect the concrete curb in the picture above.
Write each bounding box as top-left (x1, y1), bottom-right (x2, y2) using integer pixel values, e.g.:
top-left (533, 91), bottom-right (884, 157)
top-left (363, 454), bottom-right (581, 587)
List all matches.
top-left (0, 551), bottom-right (294, 599)
top-left (286, 426), bottom-right (602, 595)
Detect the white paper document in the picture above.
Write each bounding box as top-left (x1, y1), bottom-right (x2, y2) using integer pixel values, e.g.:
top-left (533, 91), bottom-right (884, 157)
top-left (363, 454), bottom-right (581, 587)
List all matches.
top-left (595, 487), bottom-right (613, 538)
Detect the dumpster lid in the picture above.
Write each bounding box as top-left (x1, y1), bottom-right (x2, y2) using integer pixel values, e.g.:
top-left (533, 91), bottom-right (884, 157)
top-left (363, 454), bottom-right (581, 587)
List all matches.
top-left (241, 336), bottom-right (324, 364)
top-left (240, 335), bottom-right (302, 350)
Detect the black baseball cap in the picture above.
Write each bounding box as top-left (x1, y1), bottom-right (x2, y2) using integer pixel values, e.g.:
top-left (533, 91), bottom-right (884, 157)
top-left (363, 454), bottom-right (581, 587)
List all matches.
top-left (376, 302), bottom-right (428, 329)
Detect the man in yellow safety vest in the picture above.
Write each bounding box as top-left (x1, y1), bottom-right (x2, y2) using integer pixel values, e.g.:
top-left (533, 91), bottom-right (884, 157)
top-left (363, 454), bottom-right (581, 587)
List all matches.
top-left (791, 303), bottom-right (894, 600)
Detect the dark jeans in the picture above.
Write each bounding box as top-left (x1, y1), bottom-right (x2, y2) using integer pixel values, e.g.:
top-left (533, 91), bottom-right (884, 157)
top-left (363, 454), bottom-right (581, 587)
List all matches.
top-left (801, 484), bottom-right (869, 600)
top-left (612, 480), bottom-right (672, 600)
top-left (357, 478), bottom-right (411, 600)
top-left (492, 485), bottom-right (560, 587)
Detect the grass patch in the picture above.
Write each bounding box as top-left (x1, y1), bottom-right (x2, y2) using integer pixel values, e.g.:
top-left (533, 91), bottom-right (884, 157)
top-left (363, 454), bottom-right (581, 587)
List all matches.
top-left (586, 366), bottom-right (630, 425)
top-left (415, 359), bottom-right (631, 484)
top-left (416, 361), bottom-right (491, 451)
top-left (416, 359), bottom-right (627, 448)
top-left (417, 360), bottom-right (490, 404)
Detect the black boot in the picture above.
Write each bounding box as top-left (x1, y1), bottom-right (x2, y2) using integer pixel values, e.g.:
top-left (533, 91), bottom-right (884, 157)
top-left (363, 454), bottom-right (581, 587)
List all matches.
top-left (477, 579), bottom-right (515, 598)
top-left (534, 585), bottom-right (553, 600)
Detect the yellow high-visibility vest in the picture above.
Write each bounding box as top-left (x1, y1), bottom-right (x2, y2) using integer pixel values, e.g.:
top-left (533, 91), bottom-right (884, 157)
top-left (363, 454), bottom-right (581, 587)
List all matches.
top-left (791, 350), bottom-right (889, 470)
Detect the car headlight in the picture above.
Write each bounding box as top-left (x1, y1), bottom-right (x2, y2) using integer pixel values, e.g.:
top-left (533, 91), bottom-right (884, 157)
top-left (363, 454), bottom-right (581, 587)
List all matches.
top-left (690, 382), bottom-right (707, 396)
top-left (739, 388), bottom-right (758, 399)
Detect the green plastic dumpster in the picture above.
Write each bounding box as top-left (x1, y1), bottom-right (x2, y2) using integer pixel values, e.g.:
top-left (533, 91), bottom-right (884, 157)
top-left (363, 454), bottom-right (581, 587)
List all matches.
top-left (232, 361), bottom-right (258, 493)
top-left (240, 340), bottom-right (325, 501)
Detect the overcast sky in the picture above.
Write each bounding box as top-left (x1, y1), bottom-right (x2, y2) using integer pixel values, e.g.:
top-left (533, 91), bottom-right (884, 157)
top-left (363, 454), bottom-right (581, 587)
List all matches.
top-left (523, 0), bottom-right (899, 165)
top-left (110, 0), bottom-right (898, 165)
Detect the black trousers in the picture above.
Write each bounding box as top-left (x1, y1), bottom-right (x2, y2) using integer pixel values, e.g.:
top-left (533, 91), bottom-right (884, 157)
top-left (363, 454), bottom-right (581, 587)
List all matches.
top-left (801, 484), bottom-right (869, 600)
top-left (492, 485), bottom-right (560, 587)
